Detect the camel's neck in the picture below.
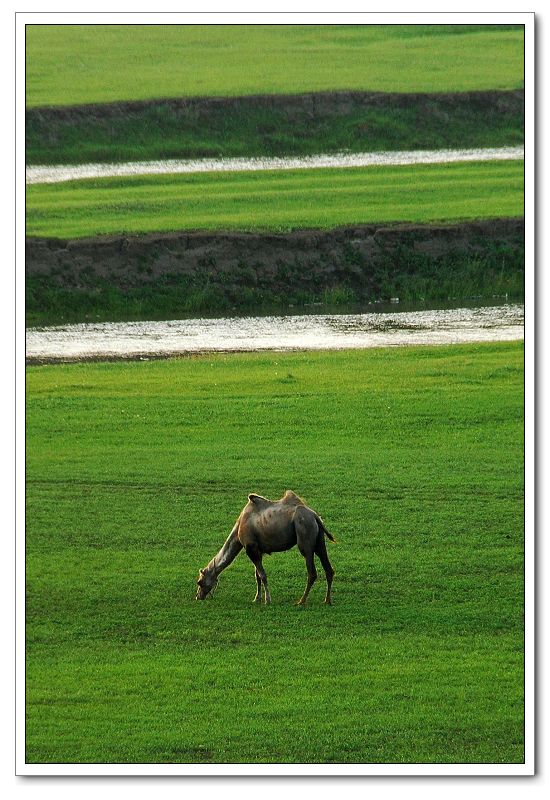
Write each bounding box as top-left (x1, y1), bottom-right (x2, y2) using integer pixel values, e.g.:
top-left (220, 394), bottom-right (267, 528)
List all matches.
top-left (207, 524), bottom-right (243, 577)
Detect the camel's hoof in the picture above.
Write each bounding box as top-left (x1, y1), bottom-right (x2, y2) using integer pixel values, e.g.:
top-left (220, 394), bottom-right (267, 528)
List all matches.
top-left (294, 599), bottom-right (306, 606)
top-left (324, 599), bottom-right (333, 605)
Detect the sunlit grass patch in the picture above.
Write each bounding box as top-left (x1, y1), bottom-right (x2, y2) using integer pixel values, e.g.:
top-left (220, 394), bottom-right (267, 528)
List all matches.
top-left (26, 343), bottom-right (524, 763)
top-left (26, 160), bottom-right (524, 239)
top-left (26, 24), bottom-right (524, 108)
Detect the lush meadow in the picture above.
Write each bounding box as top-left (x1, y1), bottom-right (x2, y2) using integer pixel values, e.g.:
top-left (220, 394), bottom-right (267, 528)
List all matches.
top-left (26, 160), bottom-right (524, 239)
top-left (26, 24), bottom-right (524, 108)
top-left (26, 343), bottom-right (524, 764)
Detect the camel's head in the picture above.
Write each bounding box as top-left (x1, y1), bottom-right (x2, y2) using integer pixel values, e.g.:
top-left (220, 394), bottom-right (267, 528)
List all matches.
top-left (196, 567), bottom-right (217, 600)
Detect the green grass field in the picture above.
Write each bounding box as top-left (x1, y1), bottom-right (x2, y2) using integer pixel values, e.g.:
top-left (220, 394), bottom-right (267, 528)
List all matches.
top-left (26, 343), bottom-right (524, 764)
top-left (26, 24), bottom-right (524, 107)
top-left (26, 160), bottom-right (524, 239)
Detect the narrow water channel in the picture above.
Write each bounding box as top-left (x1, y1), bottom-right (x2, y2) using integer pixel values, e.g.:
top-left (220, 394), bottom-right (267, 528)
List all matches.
top-left (26, 146), bottom-right (524, 185)
top-left (26, 303), bottom-right (524, 363)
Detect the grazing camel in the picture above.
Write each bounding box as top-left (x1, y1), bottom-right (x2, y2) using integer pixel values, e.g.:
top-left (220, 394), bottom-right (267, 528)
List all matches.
top-left (196, 490), bottom-right (335, 605)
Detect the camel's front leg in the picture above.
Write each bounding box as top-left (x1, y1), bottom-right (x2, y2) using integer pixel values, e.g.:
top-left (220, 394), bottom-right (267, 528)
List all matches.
top-left (245, 545), bottom-right (271, 604)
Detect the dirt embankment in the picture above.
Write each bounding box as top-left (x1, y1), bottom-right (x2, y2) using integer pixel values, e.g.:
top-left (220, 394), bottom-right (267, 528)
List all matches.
top-left (27, 218), bottom-right (524, 298)
top-left (27, 89), bottom-right (525, 123)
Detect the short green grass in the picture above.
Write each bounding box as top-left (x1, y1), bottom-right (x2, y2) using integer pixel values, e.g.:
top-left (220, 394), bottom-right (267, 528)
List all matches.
top-left (26, 343), bottom-right (524, 763)
top-left (25, 160), bottom-right (524, 239)
top-left (25, 24), bottom-right (524, 107)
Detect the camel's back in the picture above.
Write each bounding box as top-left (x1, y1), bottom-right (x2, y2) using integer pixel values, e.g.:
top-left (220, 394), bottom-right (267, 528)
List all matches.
top-left (240, 491), bottom-right (304, 552)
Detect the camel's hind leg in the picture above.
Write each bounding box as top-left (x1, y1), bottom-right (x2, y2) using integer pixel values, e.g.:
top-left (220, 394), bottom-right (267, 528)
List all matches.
top-left (296, 551), bottom-right (317, 606)
top-left (294, 508), bottom-right (318, 606)
top-left (315, 533), bottom-right (335, 605)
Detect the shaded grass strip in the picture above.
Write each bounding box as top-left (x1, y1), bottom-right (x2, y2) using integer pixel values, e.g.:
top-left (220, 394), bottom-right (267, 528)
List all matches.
top-left (26, 90), bottom-right (525, 166)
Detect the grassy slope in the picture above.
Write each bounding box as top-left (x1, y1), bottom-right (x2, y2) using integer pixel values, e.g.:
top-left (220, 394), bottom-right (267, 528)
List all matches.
top-left (25, 92), bottom-right (525, 166)
top-left (26, 24), bottom-right (524, 107)
top-left (26, 160), bottom-right (524, 239)
top-left (26, 344), bottom-right (524, 764)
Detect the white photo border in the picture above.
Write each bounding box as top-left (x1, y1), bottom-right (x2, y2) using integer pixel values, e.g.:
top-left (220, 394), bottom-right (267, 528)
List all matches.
top-left (15, 9), bottom-right (535, 777)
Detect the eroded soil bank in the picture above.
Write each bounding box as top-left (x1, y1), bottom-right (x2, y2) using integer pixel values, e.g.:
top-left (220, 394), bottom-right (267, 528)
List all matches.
top-left (26, 218), bottom-right (524, 326)
top-left (26, 90), bottom-right (524, 165)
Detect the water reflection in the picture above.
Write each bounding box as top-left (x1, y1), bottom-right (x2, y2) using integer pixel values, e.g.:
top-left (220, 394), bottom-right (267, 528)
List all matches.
top-left (26, 303), bottom-right (524, 363)
top-left (324, 304), bottom-right (524, 333)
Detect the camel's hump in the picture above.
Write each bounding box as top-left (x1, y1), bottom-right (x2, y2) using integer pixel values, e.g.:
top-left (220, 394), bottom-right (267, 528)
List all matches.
top-left (248, 493), bottom-right (268, 504)
top-left (283, 489), bottom-right (306, 504)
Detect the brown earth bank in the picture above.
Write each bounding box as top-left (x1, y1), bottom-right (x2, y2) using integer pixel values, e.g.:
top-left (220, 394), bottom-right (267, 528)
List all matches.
top-left (27, 89), bottom-right (524, 121)
top-left (26, 218), bottom-right (524, 321)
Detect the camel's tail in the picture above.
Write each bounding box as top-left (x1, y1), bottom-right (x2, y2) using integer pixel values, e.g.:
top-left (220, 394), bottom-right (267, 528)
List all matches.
top-left (316, 514), bottom-right (336, 543)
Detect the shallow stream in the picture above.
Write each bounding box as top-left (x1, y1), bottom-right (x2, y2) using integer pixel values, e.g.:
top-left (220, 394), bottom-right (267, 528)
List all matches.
top-left (26, 303), bottom-right (524, 363)
top-left (26, 146), bottom-right (524, 185)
